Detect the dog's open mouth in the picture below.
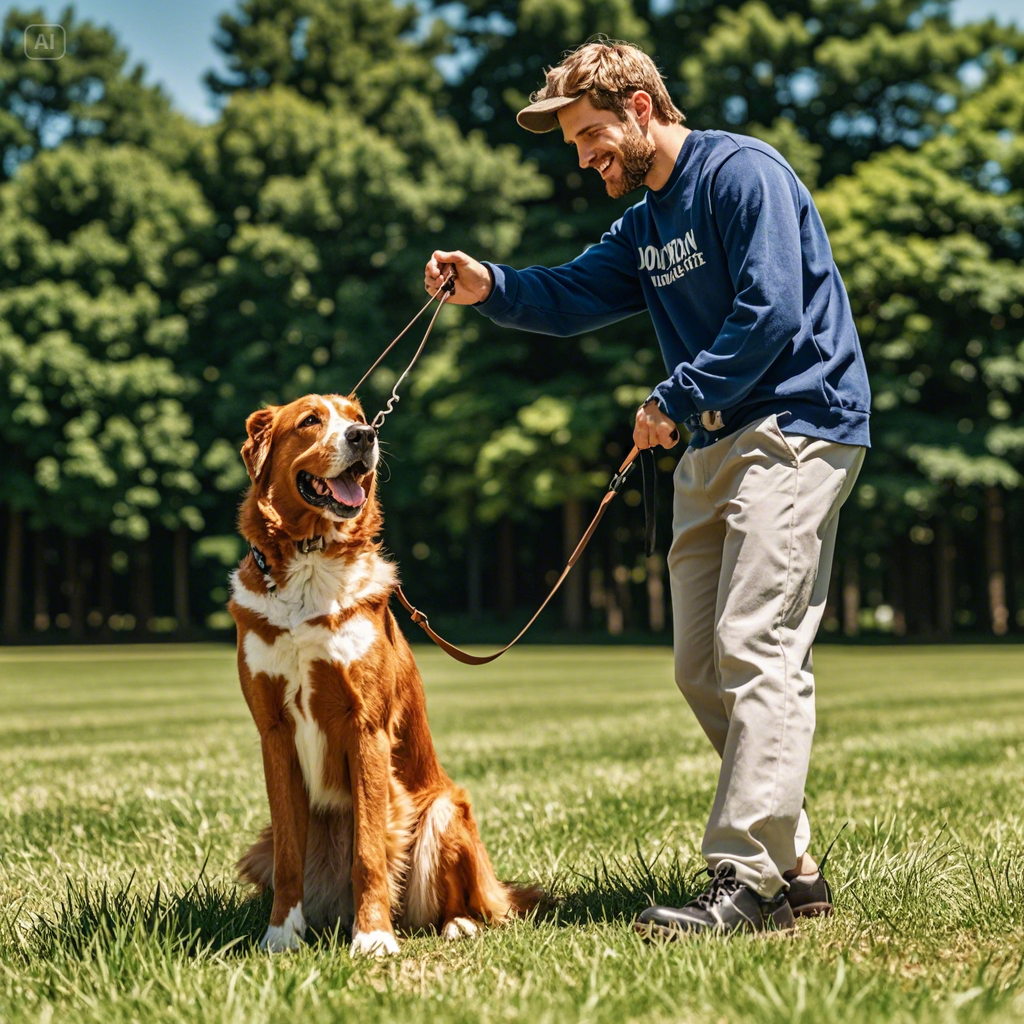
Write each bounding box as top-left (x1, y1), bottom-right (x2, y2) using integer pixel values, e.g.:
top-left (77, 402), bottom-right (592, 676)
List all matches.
top-left (297, 464), bottom-right (369, 519)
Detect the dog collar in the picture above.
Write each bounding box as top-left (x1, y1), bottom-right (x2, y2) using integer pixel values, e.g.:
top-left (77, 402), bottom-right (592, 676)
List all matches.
top-left (250, 536), bottom-right (326, 584)
top-left (250, 544), bottom-right (271, 574)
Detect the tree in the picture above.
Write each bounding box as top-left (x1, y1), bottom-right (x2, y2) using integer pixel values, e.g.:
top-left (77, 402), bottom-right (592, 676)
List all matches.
top-left (433, 0), bottom-right (1024, 632)
top-left (0, 6), bottom-right (199, 181)
top-left (393, 0), bottom-right (674, 625)
top-left (0, 142), bottom-right (213, 633)
top-left (670, 2), bottom-right (1022, 186)
top-left (817, 62), bottom-right (1024, 634)
top-left (171, 0), bottom-right (550, 619)
top-left (206, 0), bottom-right (448, 122)
top-left (5, 0), bottom-right (1022, 638)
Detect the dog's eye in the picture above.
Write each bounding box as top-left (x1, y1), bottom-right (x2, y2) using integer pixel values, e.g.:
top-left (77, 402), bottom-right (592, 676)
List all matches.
top-left (356, 414), bottom-right (367, 425)
top-left (299, 414), bottom-right (320, 428)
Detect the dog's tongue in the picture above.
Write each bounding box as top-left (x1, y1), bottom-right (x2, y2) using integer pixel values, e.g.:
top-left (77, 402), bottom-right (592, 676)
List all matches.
top-left (326, 475), bottom-right (365, 507)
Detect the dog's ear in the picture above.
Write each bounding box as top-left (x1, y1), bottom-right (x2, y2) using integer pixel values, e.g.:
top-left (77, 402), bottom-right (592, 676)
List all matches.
top-left (241, 406), bottom-right (277, 482)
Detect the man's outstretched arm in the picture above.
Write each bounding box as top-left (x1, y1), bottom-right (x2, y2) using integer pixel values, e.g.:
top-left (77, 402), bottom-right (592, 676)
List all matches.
top-left (425, 230), bottom-right (677, 450)
top-left (423, 217), bottom-right (646, 337)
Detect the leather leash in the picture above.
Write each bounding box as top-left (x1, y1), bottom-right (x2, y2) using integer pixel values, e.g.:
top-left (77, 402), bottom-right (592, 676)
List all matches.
top-left (350, 266), bottom-right (661, 666)
top-left (394, 446), bottom-right (655, 665)
top-left (356, 267), bottom-right (457, 431)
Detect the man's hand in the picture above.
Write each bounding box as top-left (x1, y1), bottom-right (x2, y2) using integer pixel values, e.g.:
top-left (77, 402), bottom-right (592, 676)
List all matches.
top-left (634, 399), bottom-right (680, 450)
top-left (424, 250), bottom-right (493, 305)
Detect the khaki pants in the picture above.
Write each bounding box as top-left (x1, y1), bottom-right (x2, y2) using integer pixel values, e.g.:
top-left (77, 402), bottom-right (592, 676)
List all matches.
top-left (669, 414), bottom-right (865, 898)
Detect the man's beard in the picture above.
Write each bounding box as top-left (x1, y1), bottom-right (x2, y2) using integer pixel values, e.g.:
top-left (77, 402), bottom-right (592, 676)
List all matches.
top-left (606, 119), bottom-right (656, 198)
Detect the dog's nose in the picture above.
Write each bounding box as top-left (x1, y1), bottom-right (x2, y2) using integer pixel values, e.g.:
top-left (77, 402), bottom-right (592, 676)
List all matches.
top-left (345, 423), bottom-right (376, 451)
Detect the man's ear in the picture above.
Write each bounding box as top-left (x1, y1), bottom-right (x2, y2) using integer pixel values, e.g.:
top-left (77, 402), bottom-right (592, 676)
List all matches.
top-left (241, 406), bottom-right (277, 482)
top-left (629, 90), bottom-right (652, 127)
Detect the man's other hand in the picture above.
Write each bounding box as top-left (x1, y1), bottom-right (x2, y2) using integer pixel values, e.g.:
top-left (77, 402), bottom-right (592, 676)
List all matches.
top-left (634, 399), bottom-right (680, 450)
top-left (424, 250), bottom-right (493, 305)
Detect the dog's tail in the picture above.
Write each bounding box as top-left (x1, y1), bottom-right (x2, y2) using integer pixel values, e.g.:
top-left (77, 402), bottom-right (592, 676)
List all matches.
top-left (237, 796), bottom-right (548, 929)
top-left (236, 823), bottom-right (274, 892)
top-left (503, 880), bottom-right (548, 917)
top-left (449, 791), bottom-right (548, 924)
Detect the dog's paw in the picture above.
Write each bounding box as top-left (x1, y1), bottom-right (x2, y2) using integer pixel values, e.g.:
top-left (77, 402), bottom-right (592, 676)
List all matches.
top-left (441, 916), bottom-right (480, 940)
top-left (350, 928), bottom-right (400, 958)
top-left (260, 903), bottom-right (306, 953)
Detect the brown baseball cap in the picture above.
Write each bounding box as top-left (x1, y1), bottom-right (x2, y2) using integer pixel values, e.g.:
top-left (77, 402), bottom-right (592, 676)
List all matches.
top-left (516, 94), bottom-right (585, 134)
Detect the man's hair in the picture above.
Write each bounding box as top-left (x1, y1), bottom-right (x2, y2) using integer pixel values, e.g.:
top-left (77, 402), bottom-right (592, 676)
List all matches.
top-left (531, 40), bottom-right (685, 126)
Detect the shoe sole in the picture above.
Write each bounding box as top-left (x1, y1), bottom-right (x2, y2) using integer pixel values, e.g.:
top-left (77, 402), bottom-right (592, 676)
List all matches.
top-left (634, 921), bottom-right (697, 942)
top-left (790, 902), bottom-right (833, 918)
top-left (634, 915), bottom-right (797, 941)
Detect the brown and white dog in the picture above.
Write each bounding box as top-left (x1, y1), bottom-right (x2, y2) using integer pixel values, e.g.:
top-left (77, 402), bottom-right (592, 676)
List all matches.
top-left (229, 393), bottom-right (539, 956)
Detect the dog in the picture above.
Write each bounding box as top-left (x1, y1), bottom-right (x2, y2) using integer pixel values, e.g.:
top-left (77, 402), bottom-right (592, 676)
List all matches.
top-left (228, 392), bottom-right (540, 955)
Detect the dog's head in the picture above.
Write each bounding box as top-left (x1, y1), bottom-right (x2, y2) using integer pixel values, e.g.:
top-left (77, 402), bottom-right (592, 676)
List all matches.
top-left (240, 393), bottom-right (380, 542)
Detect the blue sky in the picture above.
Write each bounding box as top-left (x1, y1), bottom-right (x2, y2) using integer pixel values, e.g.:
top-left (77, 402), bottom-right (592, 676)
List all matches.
top-left (3, 0), bottom-right (1020, 124)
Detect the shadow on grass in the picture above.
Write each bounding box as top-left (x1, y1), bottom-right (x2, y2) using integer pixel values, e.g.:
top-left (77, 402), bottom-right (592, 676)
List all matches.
top-left (9, 846), bottom-right (713, 961)
top-left (13, 868), bottom-right (273, 962)
top-left (545, 843), bottom-right (705, 927)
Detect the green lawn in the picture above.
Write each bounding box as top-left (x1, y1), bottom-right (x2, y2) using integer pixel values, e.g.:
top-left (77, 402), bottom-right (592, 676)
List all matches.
top-left (1, 643), bottom-right (1022, 1024)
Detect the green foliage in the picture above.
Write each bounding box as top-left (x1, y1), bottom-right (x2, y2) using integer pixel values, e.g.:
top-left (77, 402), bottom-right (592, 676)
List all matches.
top-left (0, 5), bottom-right (199, 181)
top-left (437, 0), bottom-right (1024, 572)
top-left (818, 63), bottom-right (1024, 523)
top-left (0, 143), bottom-right (213, 535)
top-left (0, 0), bottom-right (547, 556)
top-left (2, 0), bottom-right (1024, 632)
top-left (670, 0), bottom-right (1024, 184)
top-left (207, 0), bottom-right (448, 121)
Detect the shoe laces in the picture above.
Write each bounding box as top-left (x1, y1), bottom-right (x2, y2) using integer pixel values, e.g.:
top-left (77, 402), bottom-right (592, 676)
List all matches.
top-left (691, 863), bottom-right (741, 911)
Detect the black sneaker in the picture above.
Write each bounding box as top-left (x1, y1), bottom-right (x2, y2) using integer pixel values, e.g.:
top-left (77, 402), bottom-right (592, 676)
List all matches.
top-left (635, 864), bottom-right (796, 939)
top-left (784, 869), bottom-right (833, 917)
top-left (785, 823), bottom-right (845, 918)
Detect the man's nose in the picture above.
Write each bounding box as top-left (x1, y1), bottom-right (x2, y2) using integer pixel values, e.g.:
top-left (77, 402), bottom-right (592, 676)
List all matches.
top-left (577, 145), bottom-right (591, 170)
top-left (344, 423), bottom-right (376, 452)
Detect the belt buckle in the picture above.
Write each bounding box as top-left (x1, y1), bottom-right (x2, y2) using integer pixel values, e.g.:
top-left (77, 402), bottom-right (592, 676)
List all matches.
top-left (700, 410), bottom-right (724, 431)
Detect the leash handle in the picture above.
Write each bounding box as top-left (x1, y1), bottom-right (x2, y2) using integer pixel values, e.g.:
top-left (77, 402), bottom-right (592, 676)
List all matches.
top-left (395, 446), bottom-right (640, 665)
top-left (438, 262), bottom-right (458, 294)
top-left (640, 448), bottom-right (656, 557)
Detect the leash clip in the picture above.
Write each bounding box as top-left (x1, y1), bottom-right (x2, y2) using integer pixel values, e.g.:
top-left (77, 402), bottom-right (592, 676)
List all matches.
top-left (608, 460), bottom-right (636, 493)
top-left (370, 406), bottom-right (389, 432)
top-left (365, 268), bottom-right (455, 433)
top-left (296, 535), bottom-right (325, 555)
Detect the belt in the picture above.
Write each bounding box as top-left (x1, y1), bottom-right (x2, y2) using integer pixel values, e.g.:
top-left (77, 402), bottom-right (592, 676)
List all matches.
top-left (685, 410), bottom-right (725, 433)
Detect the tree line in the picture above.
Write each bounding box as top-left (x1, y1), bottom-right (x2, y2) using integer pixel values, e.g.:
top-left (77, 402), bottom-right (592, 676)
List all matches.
top-left (1, 0), bottom-right (1023, 643)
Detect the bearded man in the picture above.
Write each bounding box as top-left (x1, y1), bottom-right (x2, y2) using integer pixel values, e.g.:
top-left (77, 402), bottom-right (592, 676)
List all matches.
top-left (423, 39), bottom-right (870, 938)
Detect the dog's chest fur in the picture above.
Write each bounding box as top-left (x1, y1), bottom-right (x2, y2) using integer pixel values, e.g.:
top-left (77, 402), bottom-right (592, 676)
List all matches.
top-left (232, 550), bottom-right (396, 811)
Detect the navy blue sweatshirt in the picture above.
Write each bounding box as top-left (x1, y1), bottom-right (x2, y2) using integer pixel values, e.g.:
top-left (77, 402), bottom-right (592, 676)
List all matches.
top-left (474, 129), bottom-right (871, 449)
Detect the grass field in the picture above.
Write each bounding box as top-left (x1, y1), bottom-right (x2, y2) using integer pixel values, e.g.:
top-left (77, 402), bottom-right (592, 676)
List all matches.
top-left (1, 642), bottom-right (1023, 1024)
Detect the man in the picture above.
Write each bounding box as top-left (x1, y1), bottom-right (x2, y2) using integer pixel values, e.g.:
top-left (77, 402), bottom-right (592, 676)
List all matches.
top-left (423, 40), bottom-right (870, 937)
